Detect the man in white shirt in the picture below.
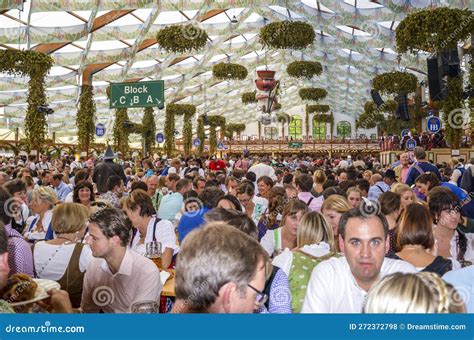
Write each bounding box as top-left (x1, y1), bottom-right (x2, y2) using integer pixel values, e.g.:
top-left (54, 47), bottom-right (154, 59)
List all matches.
top-left (301, 207), bottom-right (416, 313)
top-left (248, 157), bottom-right (276, 181)
top-left (36, 155), bottom-right (51, 171)
top-left (81, 207), bottom-right (161, 313)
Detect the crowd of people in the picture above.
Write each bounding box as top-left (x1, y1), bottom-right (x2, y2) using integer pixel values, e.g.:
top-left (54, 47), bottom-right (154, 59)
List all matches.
top-left (0, 144), bottom-right (472, 314)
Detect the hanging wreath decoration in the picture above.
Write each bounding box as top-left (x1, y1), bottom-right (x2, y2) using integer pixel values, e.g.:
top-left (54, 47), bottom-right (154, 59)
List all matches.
top-left (259, 21), bottom-right (315, 50)
top-left (242, 91), bottom-right (257, 104)
top-left (372, 71), bottom-right (418, 95)
top-left (299, 88), bottom-right (328, 101)
top-left (212, 62), bottom-right (248, 80)
top-left (287, 61), bottom-right (322, 79)
top-left (396, 7), bottom-right (473, 54)
top-left (0, 50), bottom-right (53, 152)
top-left (306, 104), bottom-right (330, 114)
top-left (156, 24), bottom-right (208, 54)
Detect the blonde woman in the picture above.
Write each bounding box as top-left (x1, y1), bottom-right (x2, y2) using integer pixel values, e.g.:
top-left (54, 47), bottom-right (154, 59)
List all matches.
top-left (321, 195), bottom-right (351, 251)
top-left (272, 211), bottom-right (336, 313)
top-left (364, 272), bottom-right (465, 313)
top-left (391, 183), bottom-right (416, 210)
top-left (346, 187), bottom-right (362, 208)
top-left (33, 203), bottom-right (92, 308)
top-left (24, 186), bottom-right (58, 242)
top-left (312, 170), bottom-right (326, 195)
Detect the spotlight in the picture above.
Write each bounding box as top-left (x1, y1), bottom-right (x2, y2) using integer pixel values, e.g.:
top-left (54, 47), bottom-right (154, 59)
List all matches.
top-left (230, 15), bottom-right (238, 24)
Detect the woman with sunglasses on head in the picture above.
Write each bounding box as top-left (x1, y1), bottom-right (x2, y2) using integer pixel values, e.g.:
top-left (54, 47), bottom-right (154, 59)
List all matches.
top-left (428, 187), bottom-right (474, 268)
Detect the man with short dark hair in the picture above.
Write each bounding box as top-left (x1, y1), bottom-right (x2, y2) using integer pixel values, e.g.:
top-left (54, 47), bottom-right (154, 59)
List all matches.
top-left (158, 178), bottom-right (192, 220)
top-left (193, 176), bottom-right (206, 194)
top-left (177, 187), bottom-right (224, 242)
top-left (405, 146), bottom-right (441, 186)
top-left (368, 170), bottom-right (397, 201)
top-left (302, 207), bottom-right (415, 313)
top-left (100, 175), bottom-right (124, 208)
top-left (82, 207), bottom-right (161, 313)
top-left (51, 173), bottom-right (72, 202)
top-left (295, 174), bottom-right (323, 212)
top-left (172, 222), bottom-right (268, 313)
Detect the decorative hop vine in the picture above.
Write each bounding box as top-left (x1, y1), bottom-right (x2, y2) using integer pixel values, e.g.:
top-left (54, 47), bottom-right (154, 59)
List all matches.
top-left (225, 123), bottom-right (246, 138)
top-left (372, 71), bottom-right (418, 95)
top-left (242, 91), bottom-right (257, 104)
top-left (396, 8), bottom-right (473, 54)
top-left (172, 104), bottom-right (196, 156)
top-left (142, 107), bottom-right (156, 156)
top-left (197, 116), bottom-right (205, 155)
top-left (212, 63), bottom-right (248, 80)
top-left (299, 88), bottom-right (328, 101)
top-left (156, 24), bottom-right (208, 54)
top-left (113, 108), bottom-right (130, 155)
top-left (259, 21), bottom-right (315, 50)
top-left (207, 116), bottom-right (226, 155)
top-left (0, 50), bottom-right (53, 152)
top-left (287, 61), bottom-right (322, 79)
top-left (76, 85), bottom-right (96, 153)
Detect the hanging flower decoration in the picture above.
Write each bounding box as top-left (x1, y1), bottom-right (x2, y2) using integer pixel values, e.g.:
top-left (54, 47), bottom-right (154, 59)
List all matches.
top-left (299, 88), bottom-right (328, 101)
top-left (212, 62), bottom-right (248, 80)
top-left (0, 50), bottom-right (53, 152)
top-left (242, 91), bottom-right (257, 104)
top-left (259, 21), bottom-right (315, 50)
top-left (156, 24), bottom-right (208, 54)
top-left (287, 61), bottom-right (322, 79)
top-left (396, 8), bottom-right (473, 54)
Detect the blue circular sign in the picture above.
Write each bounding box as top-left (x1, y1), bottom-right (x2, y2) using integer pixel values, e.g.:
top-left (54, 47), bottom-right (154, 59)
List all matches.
top-left (217, 142), bottom-right (224, 150)
top-left (406, 138), bottom-right (417, 151)
top-left (401, 129), bottom-right (410, 138)
top-left (95, 123), bottom-right (106, 137)
top-left (156, 133), bottom-right (164, 143)
top-left (427, 116), bottom-right (441, 133)
top-left (193, 138), bottom-right (201, 147)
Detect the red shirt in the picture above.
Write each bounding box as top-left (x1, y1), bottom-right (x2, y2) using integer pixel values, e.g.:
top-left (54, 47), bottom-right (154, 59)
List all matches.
top-left (209, 160), bottom-right (226, 171)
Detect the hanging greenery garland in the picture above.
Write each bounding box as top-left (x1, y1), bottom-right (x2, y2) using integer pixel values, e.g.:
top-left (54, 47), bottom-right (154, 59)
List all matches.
top-left (156, 24), bottom-right (208, 54)
top-left (372, 71), bottom-right (418, 95)
top-left (442, 76), bottom-right (464, 149)
top-left (0, 50), bottom-right (53, 152)
top-left (313, 113), bottom-right (334, 124)
top-left (306, 104), bottom-right (330, 114)
top-left (287, 61), bottom-right (322, 79)
top-left (197, 116), bottom-right (205, 155)
top-left (273, 102), bottom-right (282, 111)
top-left (259, 21), bottom-right (315, 50)
top-left (396, 8), bottom-right (473, 54)
top-left (242, 91), bottom-right (257, 104)
top-left (172, 104), bottom-right (196, 157)
top-left (212, 62), bottom-right (248, 80)
top-left (299, 88), bottom-right (328, 101)
top-left (470, 53), bottom-right (474, 141)
top-left (207, 116), bottom-right (226, 155)
top-left (142, 107), bottom-right (156, 156)
top-left (164, 104), bottom-right (176, 156)
top-left (76, 85), bottom-right (96, 153)
top-left (277, 113), bottom-right (290, 138)
top-left (225, 123), bottom-right (246, 138)
top-left (113, 108), bottom-right (130, 155)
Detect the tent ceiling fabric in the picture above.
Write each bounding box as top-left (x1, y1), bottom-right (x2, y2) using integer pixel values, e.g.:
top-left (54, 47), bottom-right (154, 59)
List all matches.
top-left (0, 0), bottom-right (471, 139)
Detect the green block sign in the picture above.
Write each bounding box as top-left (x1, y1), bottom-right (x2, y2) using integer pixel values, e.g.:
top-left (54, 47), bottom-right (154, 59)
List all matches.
top-left (288, 142), bottom-right (303, 148)
top-left (109, 80), bottom-right (164, 109)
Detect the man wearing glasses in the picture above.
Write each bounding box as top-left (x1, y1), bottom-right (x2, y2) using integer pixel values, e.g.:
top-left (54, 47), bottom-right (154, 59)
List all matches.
top-left (172, 222), bottom-right (268, 313)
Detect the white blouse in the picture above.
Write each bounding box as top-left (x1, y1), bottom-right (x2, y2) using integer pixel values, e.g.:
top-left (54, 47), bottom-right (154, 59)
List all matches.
top-left (34, 241), bottom-right (93, 280)
top-left (130, 216), bottom-right (178, 256)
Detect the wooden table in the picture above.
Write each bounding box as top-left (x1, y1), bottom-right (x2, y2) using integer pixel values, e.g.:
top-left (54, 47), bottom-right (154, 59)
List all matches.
top-left (161, 269), bottom-right (175, 297)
